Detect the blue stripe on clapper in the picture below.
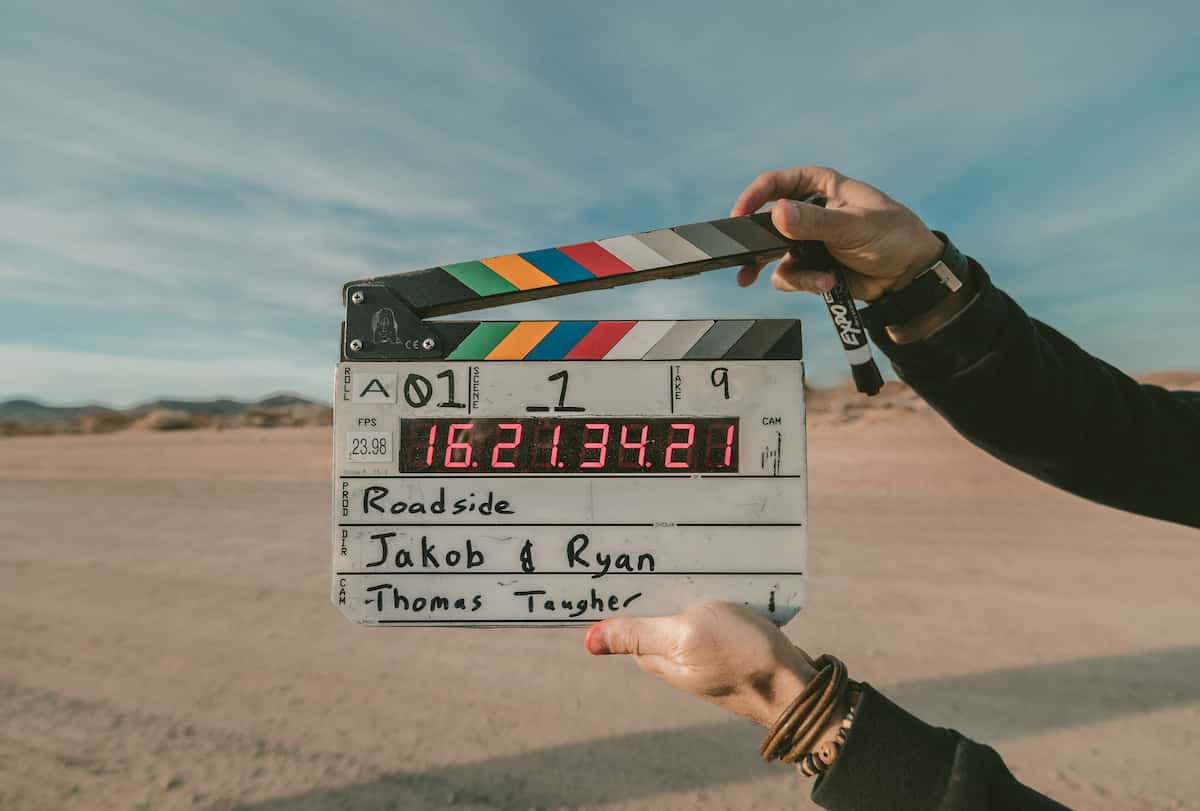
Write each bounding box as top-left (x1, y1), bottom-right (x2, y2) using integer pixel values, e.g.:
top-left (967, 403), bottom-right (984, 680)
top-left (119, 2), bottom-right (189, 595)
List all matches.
top-left (525, 321), bottom-right (597, 359)
top-left (519, 248), bottom-right (596, 283)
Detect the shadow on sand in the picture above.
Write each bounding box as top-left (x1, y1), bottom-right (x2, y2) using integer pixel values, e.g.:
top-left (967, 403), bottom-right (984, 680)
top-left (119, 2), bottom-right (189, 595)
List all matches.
top-left (229, 645), bottom-right (1200, 810)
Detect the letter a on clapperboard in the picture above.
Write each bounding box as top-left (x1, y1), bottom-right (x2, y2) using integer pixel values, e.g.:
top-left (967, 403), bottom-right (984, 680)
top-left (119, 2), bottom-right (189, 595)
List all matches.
top-left (360, 378), bottom-right (391, 399)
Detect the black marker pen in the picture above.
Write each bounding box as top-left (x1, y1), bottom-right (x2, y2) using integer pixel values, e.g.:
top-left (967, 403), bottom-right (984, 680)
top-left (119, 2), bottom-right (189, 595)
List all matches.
top-left (792, 194), bottom-right (884, 396)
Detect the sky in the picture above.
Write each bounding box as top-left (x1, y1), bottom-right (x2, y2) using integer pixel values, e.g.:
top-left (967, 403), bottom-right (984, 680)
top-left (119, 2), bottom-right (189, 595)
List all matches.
top-left (2, 2), bottom-right (1199, 406)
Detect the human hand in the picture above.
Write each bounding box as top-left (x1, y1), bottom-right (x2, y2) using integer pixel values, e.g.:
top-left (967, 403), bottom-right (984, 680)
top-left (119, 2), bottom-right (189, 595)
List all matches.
top-left (585, 602), bottom-right (816, 727)
top-left (731, 166), bottom-right (945, 302)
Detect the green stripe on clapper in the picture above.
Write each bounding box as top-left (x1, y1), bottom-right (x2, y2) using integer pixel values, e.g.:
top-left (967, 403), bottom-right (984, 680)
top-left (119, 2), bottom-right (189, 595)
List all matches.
top-left (442, 261), bottom-right (518, 297)
top-left (445, 322), bottom-right (518, 359)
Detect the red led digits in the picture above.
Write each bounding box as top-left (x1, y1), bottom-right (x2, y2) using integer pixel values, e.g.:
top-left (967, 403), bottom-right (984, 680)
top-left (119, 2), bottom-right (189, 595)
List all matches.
top-left (400, 418), bottom-right (738, 474)
top-left (618, 423), bottom-right (649, 469)
top-left (490, 422), bottom-right (522, 469)
top-left (581, 423), bottom-right (610, 468)
top-left (532, 422), bottom-right (563, 471)
top-left (444, 423), bottom-right (474, 468)
top-left (423, 424), bottom-right (436, 467)
top-left (664, 423), bottom-right (696, 469)
top-left (706, 422), bottom-right (735, 468)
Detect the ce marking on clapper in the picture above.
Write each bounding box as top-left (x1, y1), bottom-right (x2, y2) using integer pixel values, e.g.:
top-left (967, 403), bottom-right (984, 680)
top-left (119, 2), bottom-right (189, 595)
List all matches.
top-left (333, 210), bottom-right (817, 628)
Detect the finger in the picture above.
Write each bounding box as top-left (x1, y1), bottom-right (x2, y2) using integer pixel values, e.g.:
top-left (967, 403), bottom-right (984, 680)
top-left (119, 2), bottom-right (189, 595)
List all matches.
top-left (585, 615), bottom-right (679, 656)
top-left (736, 259), bottom-right (768, 287)
top-left (770, 199), bottom-right (860, 243)
top-left (770, 253), bottom-right (834, 293)
top-left (771, 263), bottom-right (835, 294)
top-left (730, 166), bottom-right (842, 216)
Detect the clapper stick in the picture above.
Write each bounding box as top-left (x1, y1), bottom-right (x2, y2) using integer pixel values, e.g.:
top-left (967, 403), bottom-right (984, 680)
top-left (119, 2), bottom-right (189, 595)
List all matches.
top-left (340, 210), bottom-right (884, 394)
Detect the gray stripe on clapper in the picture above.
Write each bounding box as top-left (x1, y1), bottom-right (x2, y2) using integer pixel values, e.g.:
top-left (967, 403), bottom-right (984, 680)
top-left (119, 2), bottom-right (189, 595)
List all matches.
top-left (604, 321), bottom-right (676, 359)
top-left (672, 221), bottom-right (749, 259)
top-left (683, 320), bottom-right (756, 359)
top-left (596, 235), bottom-right (671, 271)
top-left (723, 319), bottom-right (803, 360)
top-left (634, 229), bottom-right (710, 264)
top-left (643, 320), bottom-right (715, 359)
top-left (709, 217), bottom-right (789, 252)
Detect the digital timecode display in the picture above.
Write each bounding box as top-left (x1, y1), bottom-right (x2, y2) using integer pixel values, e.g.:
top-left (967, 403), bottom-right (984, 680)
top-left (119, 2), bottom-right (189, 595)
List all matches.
top-left (399, 418), bottom-right (739, 474)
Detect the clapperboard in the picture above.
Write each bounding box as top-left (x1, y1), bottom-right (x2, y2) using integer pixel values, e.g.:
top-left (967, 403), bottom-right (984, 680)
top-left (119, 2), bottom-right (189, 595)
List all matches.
top-left (333, 212), bottom-right (817, 627)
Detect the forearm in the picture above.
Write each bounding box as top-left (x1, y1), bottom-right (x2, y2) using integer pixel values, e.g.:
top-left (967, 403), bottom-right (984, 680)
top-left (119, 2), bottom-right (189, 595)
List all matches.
top-left (868, 260), bottom-right (1200, 528)
top-left (811, 686), bottom-right (1067, 810)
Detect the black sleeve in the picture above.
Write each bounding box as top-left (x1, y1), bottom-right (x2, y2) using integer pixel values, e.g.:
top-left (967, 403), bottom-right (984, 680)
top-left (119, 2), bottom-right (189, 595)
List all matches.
top-left (811, 685), bottom-right (1068, 810)
top-left (868, 261), bottom-right (1200, 529)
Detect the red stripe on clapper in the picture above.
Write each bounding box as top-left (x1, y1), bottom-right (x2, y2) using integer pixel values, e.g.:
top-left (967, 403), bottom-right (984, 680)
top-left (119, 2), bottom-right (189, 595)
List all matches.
top-left (558, 242), bottom-right (635, 278)
top-left (564, 321), bottom-right (637, 359)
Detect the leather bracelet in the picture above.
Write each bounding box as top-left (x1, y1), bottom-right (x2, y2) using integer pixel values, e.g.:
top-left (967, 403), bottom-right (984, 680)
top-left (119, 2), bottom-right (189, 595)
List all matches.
top-left (759, 650), bottom-right (859, 776)
top-left (860, 232), bottom-right (970, 331)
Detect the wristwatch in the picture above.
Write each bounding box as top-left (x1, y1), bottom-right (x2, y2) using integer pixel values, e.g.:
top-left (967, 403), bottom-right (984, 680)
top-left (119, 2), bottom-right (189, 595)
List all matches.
top-left (860, 232), bottom-right (970, 331)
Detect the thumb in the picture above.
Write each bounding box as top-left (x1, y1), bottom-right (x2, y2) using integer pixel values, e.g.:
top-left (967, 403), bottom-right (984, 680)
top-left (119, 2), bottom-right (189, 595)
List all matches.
top-left (771, 199), bottom-right (857, 243)
top-left (585, 615), bottom-right (677, 656)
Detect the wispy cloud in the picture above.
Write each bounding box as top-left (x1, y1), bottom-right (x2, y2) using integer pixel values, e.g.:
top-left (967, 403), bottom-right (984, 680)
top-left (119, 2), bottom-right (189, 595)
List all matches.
top-left (1, 2), bottom-right (1198, 403)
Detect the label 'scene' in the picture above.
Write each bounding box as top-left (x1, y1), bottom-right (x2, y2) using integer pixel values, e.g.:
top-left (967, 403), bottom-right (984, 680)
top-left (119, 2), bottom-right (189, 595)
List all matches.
top-left (332, 360), bottom-right (806, 626)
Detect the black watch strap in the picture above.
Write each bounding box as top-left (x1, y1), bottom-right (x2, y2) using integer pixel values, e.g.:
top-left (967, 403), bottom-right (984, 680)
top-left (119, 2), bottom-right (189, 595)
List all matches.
top-left (860, 232), bottom-right (970, 331)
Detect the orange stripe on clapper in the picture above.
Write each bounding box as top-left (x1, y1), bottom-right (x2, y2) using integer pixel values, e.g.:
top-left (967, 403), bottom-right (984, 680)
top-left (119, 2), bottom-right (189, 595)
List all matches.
top-left (485, 321), bottom-right (559, 359)
top-left (481, 254), bottom-right (557, 290)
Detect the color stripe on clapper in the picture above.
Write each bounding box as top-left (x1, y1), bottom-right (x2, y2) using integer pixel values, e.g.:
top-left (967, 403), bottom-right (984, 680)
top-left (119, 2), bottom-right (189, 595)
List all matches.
top-left (441, 261), bottom-right (517, 297)
top-left (519, 249), bottom-right (595, 284)
top-left (481, 255), bottom-right (557, 291)
top-left (526, 321), bottom-right (597, 359)
top-left (564, 321), bottom-right (636, 359)
top-left (377, 213), bottom-right (790, 318)
top-left (445, 322), bottom-right (518, 360)
top-left (486, 321), bottom-right (558, 359)
top-left (436, 319), bottom-right (802, 360)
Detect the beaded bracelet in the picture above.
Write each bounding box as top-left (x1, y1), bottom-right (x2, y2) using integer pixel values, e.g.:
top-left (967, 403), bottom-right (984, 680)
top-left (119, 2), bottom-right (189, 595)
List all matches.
top-left (799, 689), bottom-right (860, 777)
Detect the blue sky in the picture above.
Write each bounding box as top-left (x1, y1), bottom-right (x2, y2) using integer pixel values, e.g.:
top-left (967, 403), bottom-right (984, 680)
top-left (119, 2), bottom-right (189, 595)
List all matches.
top-left (2, 2), bottom-right (1198, 405)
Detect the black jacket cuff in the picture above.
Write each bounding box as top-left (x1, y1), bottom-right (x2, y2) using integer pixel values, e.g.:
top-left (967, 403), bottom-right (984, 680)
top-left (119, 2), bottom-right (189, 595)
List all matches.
top-left (811, 684), bottom-right (958, 809)
top-left (868, 261), bottom-right (1012, 383)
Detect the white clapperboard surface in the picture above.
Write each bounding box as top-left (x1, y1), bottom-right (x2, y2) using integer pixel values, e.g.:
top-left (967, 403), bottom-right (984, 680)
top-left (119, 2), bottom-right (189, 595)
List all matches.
top-left (333, 212), bottom-right (817, 626)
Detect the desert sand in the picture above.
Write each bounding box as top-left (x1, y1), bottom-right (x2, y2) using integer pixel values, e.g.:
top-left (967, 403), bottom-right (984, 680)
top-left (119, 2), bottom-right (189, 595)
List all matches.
top-left (0, 408), bottom-right (1197, 811)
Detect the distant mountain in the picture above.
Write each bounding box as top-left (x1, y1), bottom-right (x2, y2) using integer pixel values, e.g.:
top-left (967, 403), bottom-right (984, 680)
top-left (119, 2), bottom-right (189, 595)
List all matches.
top-left (124, 398), bottom-right (247, 417)
top-left (254, 394), bottom-right (323, 409)
top-left (0, 398), bottom-right (117, 423)
top-left (0, 394), bottom-right (327, 423)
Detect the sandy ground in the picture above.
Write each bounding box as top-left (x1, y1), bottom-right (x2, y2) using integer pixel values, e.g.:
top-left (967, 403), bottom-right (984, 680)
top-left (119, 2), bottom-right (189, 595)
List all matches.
top-left (0, 412), bottom-right (1197, 811)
